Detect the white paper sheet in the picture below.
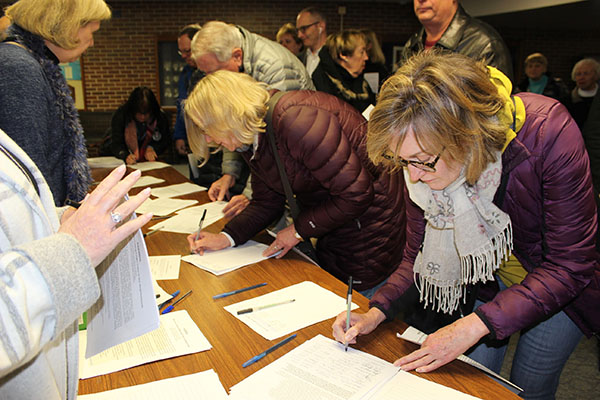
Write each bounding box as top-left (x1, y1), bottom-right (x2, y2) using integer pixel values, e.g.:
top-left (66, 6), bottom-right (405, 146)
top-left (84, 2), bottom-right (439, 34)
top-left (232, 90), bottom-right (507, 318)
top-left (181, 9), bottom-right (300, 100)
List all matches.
top-left (131, 175), bottom-right (165, 189)
top-left (77, 369), bottom-right (229, 399)
top-left (149, 255), bottom-right (181, 280)
top-left (150, 182), bottom-right (207, 198)
top-left (136, 197), bottom-right (198, 216)
top-left (362, 104), bottom-right (375, 121)
top-left (397, 327), bottom-right (522, 393)
top-left (182, 241), bottom-right (272, 276)
top-left (87, 156), bottom-right (124, 169)
top-left (79, 310), bottom-right (212, 379)
top-left (364, 72), bottom-right (380, 93)
top-left (224, 281), bottom-right (359, 340)
top-left (365, 369), bottom-right (481, 400)
top-left (148, 201), bottom-right (227, 234)
top-left (129, 161), bottom-right (171, 171)
top-left (152, 280), bottom-right (173, 305)
top-left (85, 229), bottom-right (159, 358)
top-left (229, 334), bottom-right (398, 400)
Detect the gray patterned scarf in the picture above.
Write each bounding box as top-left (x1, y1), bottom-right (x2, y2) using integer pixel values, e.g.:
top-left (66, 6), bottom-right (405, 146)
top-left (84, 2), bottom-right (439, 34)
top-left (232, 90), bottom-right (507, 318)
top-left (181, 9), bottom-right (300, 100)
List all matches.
top-left (405, 153), bottom-right (512, 314)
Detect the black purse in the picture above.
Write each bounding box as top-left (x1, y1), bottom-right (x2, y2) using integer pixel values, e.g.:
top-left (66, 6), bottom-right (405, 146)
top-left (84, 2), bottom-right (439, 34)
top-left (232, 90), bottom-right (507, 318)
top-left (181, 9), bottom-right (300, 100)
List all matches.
top-left (264, 92), bottom-right (320, 265)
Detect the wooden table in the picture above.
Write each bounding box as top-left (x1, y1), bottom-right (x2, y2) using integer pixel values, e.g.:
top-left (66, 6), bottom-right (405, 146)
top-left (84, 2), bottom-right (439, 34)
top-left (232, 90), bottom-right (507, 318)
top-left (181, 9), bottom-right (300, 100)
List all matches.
top-left (79, 166), bottom-right (520, 399)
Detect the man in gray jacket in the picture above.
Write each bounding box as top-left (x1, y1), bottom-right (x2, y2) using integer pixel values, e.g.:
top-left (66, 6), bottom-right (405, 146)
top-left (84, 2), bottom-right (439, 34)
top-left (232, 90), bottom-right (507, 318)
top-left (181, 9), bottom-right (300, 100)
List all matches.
top-left (400, 0), bottom-right (513, 81)
top-left (191, 21), bottom-right (314, 216)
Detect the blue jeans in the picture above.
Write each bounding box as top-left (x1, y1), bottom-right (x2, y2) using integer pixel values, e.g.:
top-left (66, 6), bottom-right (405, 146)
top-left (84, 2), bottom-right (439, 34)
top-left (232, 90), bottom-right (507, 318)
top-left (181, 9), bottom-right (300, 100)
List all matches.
top-left (359, 278), bottom-right (388, 299)
top-left (467, 278), bottom-right (583, 400)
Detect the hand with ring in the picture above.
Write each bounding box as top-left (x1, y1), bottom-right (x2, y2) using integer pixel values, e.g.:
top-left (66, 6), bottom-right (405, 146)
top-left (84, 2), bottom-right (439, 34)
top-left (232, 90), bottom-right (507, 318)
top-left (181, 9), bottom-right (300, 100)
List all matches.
top-left (262, 224), bottom-right (301, 259)
top-left (58, 165), bottom-right (153, 267)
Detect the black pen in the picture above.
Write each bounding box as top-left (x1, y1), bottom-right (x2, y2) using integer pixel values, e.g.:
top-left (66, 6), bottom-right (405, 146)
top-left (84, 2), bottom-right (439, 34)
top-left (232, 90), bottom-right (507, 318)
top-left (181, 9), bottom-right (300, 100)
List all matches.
top-left (345, 276), bottom-right (353, 352)
top-left (195, 209), bottom-right (207, 241)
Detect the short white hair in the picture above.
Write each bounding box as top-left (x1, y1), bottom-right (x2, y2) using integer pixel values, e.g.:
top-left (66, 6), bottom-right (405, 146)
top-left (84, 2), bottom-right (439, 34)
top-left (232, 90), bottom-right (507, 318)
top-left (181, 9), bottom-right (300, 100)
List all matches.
top-left (191, 20), bottom-right (241, 62)
top-left (571, 58), bottom-right (600, 81)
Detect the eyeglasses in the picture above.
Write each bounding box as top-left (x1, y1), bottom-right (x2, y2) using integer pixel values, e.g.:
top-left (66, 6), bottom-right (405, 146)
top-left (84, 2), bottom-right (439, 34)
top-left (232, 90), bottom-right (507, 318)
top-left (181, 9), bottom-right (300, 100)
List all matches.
top-left (178, 49), bottom-right (192, 56)
top-left (382, 149), bottom-right (443, 172)
top-left (296, 21), bottom-right (319, 34)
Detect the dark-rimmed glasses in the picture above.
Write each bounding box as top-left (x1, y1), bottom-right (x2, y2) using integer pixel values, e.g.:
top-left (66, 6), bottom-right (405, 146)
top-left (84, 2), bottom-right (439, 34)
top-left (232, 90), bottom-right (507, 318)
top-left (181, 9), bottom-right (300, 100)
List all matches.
top-left (296, 21), bottom-right (319, 34)
top-left (382, 150), bottom-right (443, 172)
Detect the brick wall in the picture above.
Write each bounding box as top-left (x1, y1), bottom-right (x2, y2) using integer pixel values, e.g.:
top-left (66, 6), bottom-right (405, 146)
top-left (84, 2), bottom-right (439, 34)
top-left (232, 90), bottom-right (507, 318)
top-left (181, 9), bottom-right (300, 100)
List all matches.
top-left (2, 1), bottom-right (598, 111)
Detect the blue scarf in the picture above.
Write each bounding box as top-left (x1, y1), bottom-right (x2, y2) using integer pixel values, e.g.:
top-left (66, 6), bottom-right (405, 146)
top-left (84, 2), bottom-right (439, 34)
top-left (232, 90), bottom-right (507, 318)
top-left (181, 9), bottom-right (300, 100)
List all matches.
top-left (6, 25), bottom-right (91, 202)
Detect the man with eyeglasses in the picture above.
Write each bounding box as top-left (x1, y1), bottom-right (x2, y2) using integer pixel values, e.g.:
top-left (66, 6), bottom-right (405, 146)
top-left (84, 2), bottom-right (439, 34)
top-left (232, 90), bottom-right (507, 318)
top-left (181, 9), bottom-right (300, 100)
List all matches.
top-left (175, 24), bottom-right (204, 156)
top-left (296, 7), bottom-right (328, 76)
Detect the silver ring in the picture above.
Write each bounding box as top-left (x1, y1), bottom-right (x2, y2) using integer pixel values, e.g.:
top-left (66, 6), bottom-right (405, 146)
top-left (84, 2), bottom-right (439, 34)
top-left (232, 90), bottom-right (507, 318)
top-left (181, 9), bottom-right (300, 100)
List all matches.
top-left (273, 245), bottom-right (279, 250)
top-left (110, 211), bottom-right (122, 224)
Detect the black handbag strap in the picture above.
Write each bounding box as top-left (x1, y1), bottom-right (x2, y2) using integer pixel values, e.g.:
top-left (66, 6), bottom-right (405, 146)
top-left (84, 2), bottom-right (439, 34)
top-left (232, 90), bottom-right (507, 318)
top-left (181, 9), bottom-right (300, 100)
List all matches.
top-left (265, 91), bottom-right (302, 220)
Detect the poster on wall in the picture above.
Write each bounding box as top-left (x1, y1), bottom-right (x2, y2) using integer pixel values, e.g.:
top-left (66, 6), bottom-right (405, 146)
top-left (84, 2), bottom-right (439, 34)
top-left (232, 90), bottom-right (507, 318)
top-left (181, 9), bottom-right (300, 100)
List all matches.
top-left (60, 60), bottom-right (85, 110)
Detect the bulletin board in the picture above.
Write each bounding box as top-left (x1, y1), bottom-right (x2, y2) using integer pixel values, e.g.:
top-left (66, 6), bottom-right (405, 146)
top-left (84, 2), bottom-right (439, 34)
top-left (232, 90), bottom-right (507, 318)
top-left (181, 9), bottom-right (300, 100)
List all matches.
top-left (60, 59), bottom-right (86, 110)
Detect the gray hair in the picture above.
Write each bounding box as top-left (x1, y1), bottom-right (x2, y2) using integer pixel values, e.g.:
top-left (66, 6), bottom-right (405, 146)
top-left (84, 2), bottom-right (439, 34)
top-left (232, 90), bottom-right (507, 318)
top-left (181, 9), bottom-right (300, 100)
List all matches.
top-left (191, 20), bottom-right (241, 63)
top-left (571, 58), bottom-right (600, 81)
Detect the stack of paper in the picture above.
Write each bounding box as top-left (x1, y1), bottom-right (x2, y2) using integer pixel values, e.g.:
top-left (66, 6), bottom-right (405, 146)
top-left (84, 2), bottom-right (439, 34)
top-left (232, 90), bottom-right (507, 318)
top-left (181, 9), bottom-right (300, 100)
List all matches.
top-left (136, 197), bottom-right (198, 216)
top-left (79, 310), bottom-right (212, 379)
top-left (78, 369), bottom-right (229, 399)
top-left (182, 241), bottom-right (271, 276)
top-left (229, 334), bottom-right (480, 400)
top-left (224, 281), bottom-right (359, 340)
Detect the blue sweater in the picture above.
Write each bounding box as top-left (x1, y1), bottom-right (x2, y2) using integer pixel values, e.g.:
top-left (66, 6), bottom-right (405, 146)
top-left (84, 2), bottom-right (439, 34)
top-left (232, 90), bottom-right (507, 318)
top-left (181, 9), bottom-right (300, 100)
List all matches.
top-left (0, 43), bottom-right (68, 205)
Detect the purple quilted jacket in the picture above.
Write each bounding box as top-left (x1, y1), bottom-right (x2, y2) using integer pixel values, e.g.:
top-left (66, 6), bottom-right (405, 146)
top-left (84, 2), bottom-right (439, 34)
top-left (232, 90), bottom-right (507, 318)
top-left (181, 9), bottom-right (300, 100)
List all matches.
top-left (223, 91), bottom-right (407, 290)
top-left (371, 93), bottom-right (600, 339)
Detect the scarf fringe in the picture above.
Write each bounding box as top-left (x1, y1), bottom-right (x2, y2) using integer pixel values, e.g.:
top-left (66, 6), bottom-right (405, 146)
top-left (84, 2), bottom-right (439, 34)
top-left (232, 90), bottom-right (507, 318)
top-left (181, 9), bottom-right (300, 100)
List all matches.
top-left (416, 222), bottom-right (513, 314)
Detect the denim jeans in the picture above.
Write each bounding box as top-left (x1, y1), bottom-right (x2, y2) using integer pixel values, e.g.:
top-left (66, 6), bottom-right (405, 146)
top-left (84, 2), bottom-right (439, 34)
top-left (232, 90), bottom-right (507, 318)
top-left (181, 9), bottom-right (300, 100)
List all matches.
top-left (467, 278), bottom-right (583, 400)
top-left (358, 278), bottom-right (388, 299)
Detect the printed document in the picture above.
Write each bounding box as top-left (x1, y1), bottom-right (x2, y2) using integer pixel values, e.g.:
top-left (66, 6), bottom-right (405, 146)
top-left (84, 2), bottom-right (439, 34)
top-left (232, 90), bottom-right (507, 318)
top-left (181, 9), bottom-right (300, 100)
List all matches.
top-left (77, 369), bottom-right (228, 399)
top-left (136, 197), bottom-right (198, 216)
top-left (129, 161), bottom-right (171, 172)
top-left (87, 156), bottom-right (124, 169)
top-left (150, 182), bottom-right (207, 198)
top-left (131, 175), bottom-right (165, 189)
top-left (147, 201), bottom-right (227, 234)
top-left (79, 310), bottom-right (212, 379)
top-left (224, 281), bottom-right (359, 340)
top-left (85, 229), bottom-right (159, 358)
top-left (229, 334), bottom-right (481, 400)
top-left (182, 241), bottom-right (272, 276)
top-left (149, 255), bottom-right (181, 280)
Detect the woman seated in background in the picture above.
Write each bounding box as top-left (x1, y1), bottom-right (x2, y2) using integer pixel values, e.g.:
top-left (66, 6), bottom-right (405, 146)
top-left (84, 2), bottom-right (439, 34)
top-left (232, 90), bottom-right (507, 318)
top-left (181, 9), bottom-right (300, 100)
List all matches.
top-left (516, 52), bottom-right (569, 106)
top-left (184, 70), bottom-right (407, 298)
top-left (333, 51), bottom-right (600, 400)
top-left (102, 86), bottom-right (171, 164)
top-left (276, 22), bottom-right (304, 58)
top-left (312, 29), bottom-right (375, 113)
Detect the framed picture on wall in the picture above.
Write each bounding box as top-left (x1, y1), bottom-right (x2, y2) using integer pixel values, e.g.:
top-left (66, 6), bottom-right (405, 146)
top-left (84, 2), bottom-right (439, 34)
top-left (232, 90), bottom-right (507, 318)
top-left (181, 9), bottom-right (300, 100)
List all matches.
top-left (156, 39), bottom-right (186, 109)
top-left (392, 46), bottom-right (404, 69)
top-left (60, 59), bottom-right (86, 110)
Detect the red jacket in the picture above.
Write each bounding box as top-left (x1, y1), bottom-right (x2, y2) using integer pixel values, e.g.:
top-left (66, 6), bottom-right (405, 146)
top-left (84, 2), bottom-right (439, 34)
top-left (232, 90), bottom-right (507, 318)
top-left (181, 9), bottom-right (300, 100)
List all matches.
top-left (223, 91), bottom-right (407, 290)
top-left (371, 93), bottom-right (600, 339)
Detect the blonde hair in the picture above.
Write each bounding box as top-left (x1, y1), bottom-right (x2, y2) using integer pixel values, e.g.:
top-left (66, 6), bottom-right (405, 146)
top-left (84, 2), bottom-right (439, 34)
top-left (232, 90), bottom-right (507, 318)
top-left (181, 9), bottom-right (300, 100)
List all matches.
top-left (327, 29), bottom-right (366, 63)
top-left (184, 70), bottom-right (269, 162)
top-left (191, 20), bottom-right (241, 63)
top-left (367, 50), bottom-right (507, 185)
top-left (524, 52), bottom-right (547, 68)
top-left (276, 22), bottom-right (302, 45)
top-left (361, 29), bottom-right (385, 65)
top-left (5, 0), bottom-right (111, 49)
top-left (571, 58), bottom-right (600, 81)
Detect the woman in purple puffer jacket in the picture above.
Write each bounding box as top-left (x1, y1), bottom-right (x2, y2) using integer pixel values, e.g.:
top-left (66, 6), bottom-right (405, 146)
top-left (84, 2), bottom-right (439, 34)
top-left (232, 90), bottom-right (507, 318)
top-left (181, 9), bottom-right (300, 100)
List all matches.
top-left (333, 51), bottom-right (600, 400)
top-left (183, 70), bottom-right (407, 296)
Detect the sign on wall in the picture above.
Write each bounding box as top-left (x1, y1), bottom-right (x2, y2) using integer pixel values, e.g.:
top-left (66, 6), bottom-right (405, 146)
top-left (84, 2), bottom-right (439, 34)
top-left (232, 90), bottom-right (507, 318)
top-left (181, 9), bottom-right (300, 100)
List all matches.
top-left (60, 60), bottom-right (85, 110)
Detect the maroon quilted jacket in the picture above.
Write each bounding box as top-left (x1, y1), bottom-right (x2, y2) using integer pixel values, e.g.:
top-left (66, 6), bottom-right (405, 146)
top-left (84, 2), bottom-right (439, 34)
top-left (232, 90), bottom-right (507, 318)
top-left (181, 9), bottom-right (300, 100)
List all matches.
top-left (223, 91), bottom-right (407, 290)
top-left (371, 93), bottom-right (600, 339)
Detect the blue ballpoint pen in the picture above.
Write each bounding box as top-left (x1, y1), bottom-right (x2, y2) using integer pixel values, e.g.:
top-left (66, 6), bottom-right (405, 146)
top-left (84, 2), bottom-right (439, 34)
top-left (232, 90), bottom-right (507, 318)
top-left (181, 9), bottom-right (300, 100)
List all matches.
top-left (158, 290), bottom-right (180, 310)
top-left (242, 334), bottom-right (297, 368)
top-left (161, 290), bottom-right (192, 314)
top-left (212, 282), bottom-right (267, 299)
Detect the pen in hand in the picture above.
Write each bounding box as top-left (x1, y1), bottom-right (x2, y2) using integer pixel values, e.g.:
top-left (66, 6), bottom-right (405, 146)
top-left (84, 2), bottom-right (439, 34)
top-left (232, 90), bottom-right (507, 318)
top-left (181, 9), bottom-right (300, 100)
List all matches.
top-left (242, 333), bottom-right (297, 368)
top-left (345, 276), bottom-right (353, 352)
top-left (191, 209), bottom-right (207, 254)
top-left (161, 290), bottom-right (192, 314)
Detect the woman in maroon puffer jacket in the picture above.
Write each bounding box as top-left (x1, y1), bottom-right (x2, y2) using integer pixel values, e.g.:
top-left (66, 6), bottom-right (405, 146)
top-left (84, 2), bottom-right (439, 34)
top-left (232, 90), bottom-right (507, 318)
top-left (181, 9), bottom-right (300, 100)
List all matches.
top-left (333, 51), bottom-right (600, 399)
top-left (183, 70), bottom-right (407, 295)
